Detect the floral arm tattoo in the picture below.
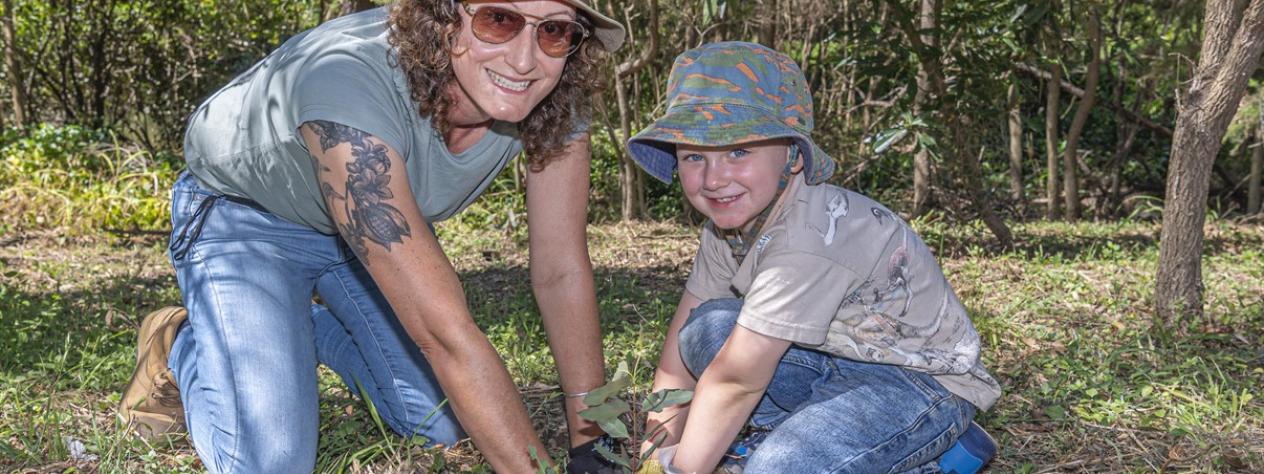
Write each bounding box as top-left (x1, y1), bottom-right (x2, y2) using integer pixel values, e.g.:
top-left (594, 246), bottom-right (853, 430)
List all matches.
top-left (307, 120), bottom-right (411, 259)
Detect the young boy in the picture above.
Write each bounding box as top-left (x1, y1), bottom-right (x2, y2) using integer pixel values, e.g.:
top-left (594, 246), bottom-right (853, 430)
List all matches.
top-left (628, 42), bottom-right (1002, 473)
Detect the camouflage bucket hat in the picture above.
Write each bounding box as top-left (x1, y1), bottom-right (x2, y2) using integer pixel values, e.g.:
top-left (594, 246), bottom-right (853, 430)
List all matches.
top-left (628, 41), bottom-right (834, 184)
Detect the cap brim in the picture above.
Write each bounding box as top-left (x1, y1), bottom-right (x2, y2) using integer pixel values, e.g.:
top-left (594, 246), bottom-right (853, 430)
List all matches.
top-left (628, 104), bottom-right (833, 184)
top-left (561, 1), bottom-right (625, 52)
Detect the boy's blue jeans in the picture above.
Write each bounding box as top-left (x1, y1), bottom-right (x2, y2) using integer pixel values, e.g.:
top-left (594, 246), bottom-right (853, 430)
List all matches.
top-left (678, 298), bottom-right (977, 473)
top-left (165, 172), bottom-right (464, 473)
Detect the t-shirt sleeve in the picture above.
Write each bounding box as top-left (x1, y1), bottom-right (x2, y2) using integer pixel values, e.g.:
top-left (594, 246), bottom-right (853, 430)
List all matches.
top-left (566, 109), bottom-right (592, 143)
top-left (685, 225), bottom-right (737, 301)
top-left (292, 50), bottom-right (410, 157)
top-left (737, 252), bottom-right (860, 345)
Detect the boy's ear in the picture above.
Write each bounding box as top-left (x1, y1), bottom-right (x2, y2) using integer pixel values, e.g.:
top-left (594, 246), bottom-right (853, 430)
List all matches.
top-left (787, 144), bottom-right (804, 174)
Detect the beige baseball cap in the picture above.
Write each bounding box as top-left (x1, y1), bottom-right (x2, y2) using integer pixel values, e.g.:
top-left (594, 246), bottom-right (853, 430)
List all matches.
top-left (559, 0), bottom-right (625, 52)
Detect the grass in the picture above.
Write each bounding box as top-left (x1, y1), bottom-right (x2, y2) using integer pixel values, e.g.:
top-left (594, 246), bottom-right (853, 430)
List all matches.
top-left (0, 215), bottom-right (1260, 473)
top-left (0, 130), bottom-right (1260, 472)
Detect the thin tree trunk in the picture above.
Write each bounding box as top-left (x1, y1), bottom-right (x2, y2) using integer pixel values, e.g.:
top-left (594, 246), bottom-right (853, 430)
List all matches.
top-left (613, 0), bottom-right (658, 222)
top-left (1157, 0), bottom-right (1264, 322)
top-left (1045, 63), bottom-right (1062, 219)
top-left (614, 73), bottom-right (643, 222)
top-left (903, 0), bottom-right (1012, 246)
top-left (957, 121), bottom-right (1015, 247)
top-left (912, 0), bottom-right (938, 216)
top-left (88, 0), bottom-right (115, 127)
top-left (1, 0), bottom-right (25, 126)
top-left (1106, 55), bottom-right (1128, 217)
top-left (758, 0), bottom-right (778, 48)
top-left (1250, 127), bottom-right (1263, 214)
top-left (1062, 9), bottom-right (1102, 220)
top-left (1008, 79), bottom-right (1024, 205)
top-left (1026, 131), bottom-right (1037, 215)
top-left (1107, 124), bottom-right (1139, 215)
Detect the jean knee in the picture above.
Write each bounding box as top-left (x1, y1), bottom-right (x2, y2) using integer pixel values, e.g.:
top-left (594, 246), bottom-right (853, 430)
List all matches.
top-left (209, 431), bottom-right (317, 474)
top-left (678, 298), bottom-right (742, 375)
top-left (383, 407), bottom-right (465, 447)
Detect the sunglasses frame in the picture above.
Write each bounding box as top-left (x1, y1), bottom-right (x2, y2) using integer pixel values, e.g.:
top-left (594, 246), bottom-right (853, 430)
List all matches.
top-left (460, 2), bottom-right (591, 58)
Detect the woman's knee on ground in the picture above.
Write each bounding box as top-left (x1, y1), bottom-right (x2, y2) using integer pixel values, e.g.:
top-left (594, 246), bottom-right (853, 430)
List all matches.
top-left (378, 402), bottom-right (465, 447)
top-left (678, 298), bottom-right (742, 375)
top-left (204, 430), bottom-right (318, 474)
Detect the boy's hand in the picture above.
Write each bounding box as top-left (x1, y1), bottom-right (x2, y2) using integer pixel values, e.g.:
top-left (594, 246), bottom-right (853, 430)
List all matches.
top-left (566, 435), bottom-right (621, 474)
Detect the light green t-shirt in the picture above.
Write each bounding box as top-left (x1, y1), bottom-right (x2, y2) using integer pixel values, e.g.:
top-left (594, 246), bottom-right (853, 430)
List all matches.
top-left (183, 7), bottom-right (524, 234)
top-left (686, 174), bottom-right (1002, 411)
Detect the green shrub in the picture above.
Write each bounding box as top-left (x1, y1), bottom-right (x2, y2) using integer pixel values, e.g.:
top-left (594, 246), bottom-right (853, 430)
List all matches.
top-left (0, 124), bottom-right (180, 234)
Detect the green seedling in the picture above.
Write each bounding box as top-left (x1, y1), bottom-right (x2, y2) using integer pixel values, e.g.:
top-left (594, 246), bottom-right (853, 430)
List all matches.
top-left (578, 361), bottom-right (693, 472)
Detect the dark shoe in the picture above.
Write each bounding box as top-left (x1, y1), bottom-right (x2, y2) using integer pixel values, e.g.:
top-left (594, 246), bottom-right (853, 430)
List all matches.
top-left (715, 429), bottom-right (770, 474)
top-left (119, 306), bottom-right (188, 438)
top-left (938, 421), bottom-right (997, 474)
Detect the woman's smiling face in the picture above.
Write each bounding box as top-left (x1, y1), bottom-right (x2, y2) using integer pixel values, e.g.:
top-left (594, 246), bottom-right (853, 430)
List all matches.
top-left (448, 0), bottom-right (576, 125)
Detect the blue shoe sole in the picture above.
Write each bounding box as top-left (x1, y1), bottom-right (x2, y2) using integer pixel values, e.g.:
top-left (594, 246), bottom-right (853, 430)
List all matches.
top-left (938, 421), bottom-right (997, 474)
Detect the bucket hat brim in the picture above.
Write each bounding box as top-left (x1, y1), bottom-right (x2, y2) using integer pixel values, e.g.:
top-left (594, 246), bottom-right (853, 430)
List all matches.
top-left (628, 103), bottom-right (834, 185)
top-left (558, 0), bottom-right (625, 52)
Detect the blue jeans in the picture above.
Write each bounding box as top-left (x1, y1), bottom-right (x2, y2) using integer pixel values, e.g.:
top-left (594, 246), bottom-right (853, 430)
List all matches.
top-left (678, 299), bottom-right (976, 473)
top-left (165, 172), bottom-right (463, 473)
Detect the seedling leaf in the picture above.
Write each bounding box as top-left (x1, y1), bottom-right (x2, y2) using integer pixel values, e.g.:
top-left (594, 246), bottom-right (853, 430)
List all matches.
top-left (580, 399), bottom-right (630, 423)
top-left (641, 389), bottom-right (693, 413)
top-left (584, 361), bottom-right (632, 406)
top-left (594, 440), bottom-right (631, 469)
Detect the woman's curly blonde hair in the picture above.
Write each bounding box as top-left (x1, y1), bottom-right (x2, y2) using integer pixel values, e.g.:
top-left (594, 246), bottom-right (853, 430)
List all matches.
top-left (387, 0), bottom-right (607, 168)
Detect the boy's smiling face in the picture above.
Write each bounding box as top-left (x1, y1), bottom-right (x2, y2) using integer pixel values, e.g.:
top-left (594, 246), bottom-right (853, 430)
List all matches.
top-left (676, 139), bottom-right (802, 231)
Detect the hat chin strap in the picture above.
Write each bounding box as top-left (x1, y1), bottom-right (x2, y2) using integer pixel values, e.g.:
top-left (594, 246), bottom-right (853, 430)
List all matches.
top-left (723, 144), bottom-right (799, 264)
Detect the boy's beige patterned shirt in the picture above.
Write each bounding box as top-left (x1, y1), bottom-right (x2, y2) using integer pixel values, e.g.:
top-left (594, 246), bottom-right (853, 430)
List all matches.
top-left (686, 175), bottom-right (1002, 410)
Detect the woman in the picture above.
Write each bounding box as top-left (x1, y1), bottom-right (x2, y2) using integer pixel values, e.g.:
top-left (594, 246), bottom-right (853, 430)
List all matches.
top-left (119, 1), bottom-right (624, 472)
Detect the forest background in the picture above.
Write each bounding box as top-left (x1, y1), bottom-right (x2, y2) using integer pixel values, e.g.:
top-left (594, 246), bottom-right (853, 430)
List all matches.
top-left (0, 0), bottom-right (1261, 472)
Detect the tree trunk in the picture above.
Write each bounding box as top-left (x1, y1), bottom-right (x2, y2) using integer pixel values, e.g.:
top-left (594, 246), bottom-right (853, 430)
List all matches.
top-left (1157, 0), bottom-right (1264, 322)
top-left (613, 0), bottom-right (658, 222)
top-left (1250, 127), bottom-right (1263, 214)
top-left (903, 0), bottom-right (1012, 246)
top-left (956, 119), bottom-right (1015, 248)
top-left (911, 0), bottom-right (939, 217)
top-left (1108, 124), bottom-right (1139, 215)
top-left (1045, 63), bottom-right (1062, 219)
top-left (1007, 79), bottom-right (1024, 205)
top-left (1, 0), bottom-right (25, 127)
top-left (1061, 9), bottom-right (1101, 221)
top-left (614, 72), bottom-right (643, 222)
top-left (758, 0), bottom-right (778, 48)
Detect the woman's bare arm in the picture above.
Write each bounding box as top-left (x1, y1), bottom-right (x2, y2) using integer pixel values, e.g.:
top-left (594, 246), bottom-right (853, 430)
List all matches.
top-left (300, 121), bottom-right (551, 472)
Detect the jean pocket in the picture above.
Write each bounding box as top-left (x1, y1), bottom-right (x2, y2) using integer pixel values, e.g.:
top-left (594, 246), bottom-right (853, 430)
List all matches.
top-left (169, 194), bottom-right (220, 261)
top-left (888, 416), bottom-right (962, 473)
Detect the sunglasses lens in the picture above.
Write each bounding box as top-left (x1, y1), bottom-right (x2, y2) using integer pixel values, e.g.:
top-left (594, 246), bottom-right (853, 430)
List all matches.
top-left (470, 6), bottom-right (525, 44)
top-left (466, 4), bottom-right (587, 57)
top-left (537, 20), bottom-right (584, 57)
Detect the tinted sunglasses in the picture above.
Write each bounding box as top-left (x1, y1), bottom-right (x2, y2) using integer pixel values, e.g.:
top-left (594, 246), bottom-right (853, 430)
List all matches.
top-left (461, 3), bottom-right (590, 58)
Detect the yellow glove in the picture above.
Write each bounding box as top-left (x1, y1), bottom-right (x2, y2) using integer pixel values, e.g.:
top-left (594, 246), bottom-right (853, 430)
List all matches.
top-left (635, 458), bottom-right (666, 474)
top-left (636, 444), bottom-right (679, 474)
